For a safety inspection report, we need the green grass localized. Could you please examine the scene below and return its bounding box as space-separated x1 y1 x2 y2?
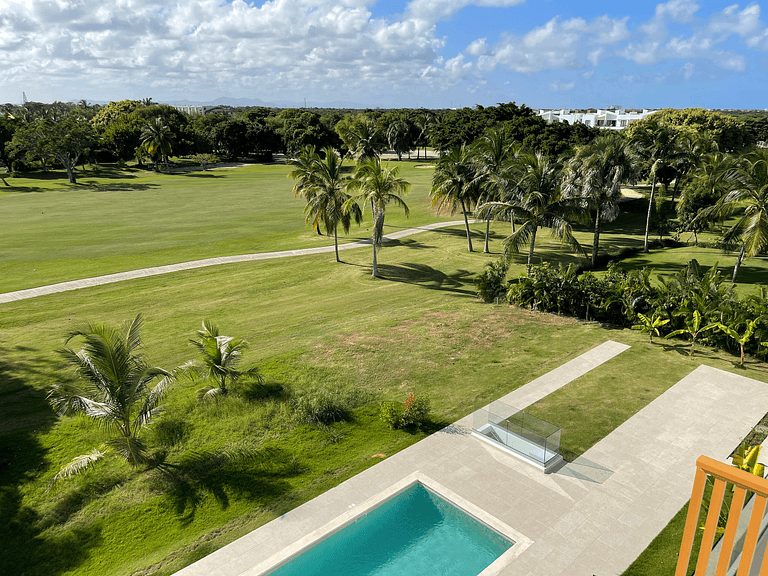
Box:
2 163 768 575
0 162 451 292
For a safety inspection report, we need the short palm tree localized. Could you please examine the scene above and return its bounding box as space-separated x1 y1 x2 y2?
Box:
477 151 586 273
47 314 174 488
180 320 262 401
346 157 410 277
288 146 363 262
141 117 173 169
563 133 637 267
431 145 482 252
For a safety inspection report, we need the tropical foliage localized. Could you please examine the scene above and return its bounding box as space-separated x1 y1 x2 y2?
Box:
179 320 262 401
46 314 174 487
345 157 410 277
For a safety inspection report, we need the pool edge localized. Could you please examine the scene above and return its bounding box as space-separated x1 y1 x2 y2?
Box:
246 471 532 576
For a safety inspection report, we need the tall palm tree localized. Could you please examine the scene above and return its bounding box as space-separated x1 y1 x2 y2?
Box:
631 119 683 252
288 146 324 236
46 314 174 488
288 146 363 262
431 145 482 252
346 158 410 277
180 320 262 401
472 128 521 253
341 118 384 160
681 151 738 243
141 117 173 169
563 133 637 267
386 117 412 161
704 148 768 281
477 151 586 273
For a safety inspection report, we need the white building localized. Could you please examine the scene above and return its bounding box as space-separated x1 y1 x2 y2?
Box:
538 108 658 129
172 105 231 116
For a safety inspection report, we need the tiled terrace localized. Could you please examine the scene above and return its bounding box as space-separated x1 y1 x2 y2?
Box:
176 342 768 576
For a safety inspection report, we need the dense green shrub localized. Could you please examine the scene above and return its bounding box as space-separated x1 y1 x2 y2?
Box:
380 392 431 430
475 258 510 303
505 259 768 360
291 385 358 425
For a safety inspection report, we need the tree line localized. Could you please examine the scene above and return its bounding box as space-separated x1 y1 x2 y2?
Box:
0 99 635 182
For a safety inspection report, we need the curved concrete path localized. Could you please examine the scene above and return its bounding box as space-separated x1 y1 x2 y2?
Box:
0 220 472 304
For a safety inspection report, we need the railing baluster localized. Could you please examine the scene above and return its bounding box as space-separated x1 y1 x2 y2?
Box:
696 477 728 575
715 485 747 576
676 466 709 576
736 494 767 576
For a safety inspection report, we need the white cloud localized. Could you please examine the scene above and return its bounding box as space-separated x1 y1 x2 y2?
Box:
549 80 575 91
405 0 525 22
0 0 472 102
619 0 768 69
466 15 628 73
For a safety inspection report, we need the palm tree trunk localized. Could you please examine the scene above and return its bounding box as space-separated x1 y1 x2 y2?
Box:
484 219 490 253
372 237 378 277
511 215 516 233
732 243 746 282
461 199 473 252
592 212 601 268
527 226 537 274
643 174 657 253
334 226 340 263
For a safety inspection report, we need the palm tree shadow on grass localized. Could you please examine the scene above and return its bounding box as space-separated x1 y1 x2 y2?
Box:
152 447 302 525
0 346 103 576
375 263 476 295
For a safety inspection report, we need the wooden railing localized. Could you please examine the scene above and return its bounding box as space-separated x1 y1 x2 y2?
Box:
676 455 768 576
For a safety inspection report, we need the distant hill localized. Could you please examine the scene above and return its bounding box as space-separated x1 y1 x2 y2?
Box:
159 96 367 109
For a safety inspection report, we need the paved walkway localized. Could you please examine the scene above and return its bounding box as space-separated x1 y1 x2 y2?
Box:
0 221 470 304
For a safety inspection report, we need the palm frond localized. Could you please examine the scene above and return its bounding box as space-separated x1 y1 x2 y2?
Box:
47 447 107 491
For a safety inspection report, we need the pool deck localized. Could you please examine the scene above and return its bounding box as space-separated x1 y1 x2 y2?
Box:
175 341 768 576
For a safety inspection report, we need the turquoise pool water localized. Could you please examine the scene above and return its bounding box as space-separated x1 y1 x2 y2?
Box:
267 483 513 576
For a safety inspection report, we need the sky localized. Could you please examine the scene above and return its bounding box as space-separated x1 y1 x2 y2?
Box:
2 0 768 110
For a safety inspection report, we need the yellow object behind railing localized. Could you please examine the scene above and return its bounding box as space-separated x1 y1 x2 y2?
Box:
676 455 768 576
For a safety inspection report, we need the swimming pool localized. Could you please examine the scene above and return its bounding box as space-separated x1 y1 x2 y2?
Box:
264 481 516 576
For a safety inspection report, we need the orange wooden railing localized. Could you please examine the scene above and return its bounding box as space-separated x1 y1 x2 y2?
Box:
676 455 768 576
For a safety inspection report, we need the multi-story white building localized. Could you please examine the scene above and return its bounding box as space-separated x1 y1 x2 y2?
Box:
538 108 658 129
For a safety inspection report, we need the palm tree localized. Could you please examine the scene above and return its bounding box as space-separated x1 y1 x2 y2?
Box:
141 117 173 169
431 145 482 252
472 128 521 253
631 119 683 253
477 151 586 273
288 146 324 236
288 146 363 262
681 151 738 243
703 148 768 281
46 314 174 488
563 133 637 267
386 117 412 161
340 118 384 160
180 320 262 401
346 158 410 277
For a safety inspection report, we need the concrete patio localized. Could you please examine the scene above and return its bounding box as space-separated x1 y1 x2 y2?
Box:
175 341 768 576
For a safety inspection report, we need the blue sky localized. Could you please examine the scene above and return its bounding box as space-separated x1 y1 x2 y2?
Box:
1 0 767 109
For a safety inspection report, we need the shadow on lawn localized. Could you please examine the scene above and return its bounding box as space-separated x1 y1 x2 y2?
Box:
0 346 103 576
79 181 161 192
375 263 476 295
153 446 301 525
179 172 222 179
